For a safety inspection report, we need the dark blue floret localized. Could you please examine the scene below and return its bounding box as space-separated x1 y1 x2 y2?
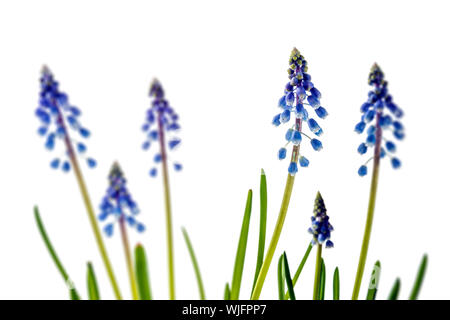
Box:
391 157 401 169
288 162 298 175
358 165 368 176
278 148 287 160
311 139 323 151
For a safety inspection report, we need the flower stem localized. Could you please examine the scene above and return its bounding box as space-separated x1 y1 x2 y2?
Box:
251 119 301 300
58 113 122 300
352 112 382 300
119 216 139 300
313 244 322 300
157 113 176 300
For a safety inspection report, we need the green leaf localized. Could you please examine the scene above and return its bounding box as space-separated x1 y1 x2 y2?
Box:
182 227 206 300
388 278 401 300
333 267 340 300
319 258 326 300
366 260 381 300
135 244 152 300
230 189 253 300
87 262 100 300
251 170 267 295
284 243 312 299
409 254 428 300
283 252 296 300
277 254 286 300
34 206 81 300
224 283 231 300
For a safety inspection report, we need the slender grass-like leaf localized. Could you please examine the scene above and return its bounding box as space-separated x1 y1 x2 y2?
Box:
135 244 152 300
284 243 312 299
388 278 401 300
87 262 100 300
366 261 381 300
251 174 296 300
333 267 340 300
224 283 231 300
251 169 267 296
230 189 253 300
34 206 81 300
319 258 326 300
283 252 296 300
409 254 428 300
277 254 286 300
182 227 206 300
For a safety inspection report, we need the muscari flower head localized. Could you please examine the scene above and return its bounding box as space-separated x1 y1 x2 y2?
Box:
355 64 404 176
273 48 327 175
308 192 334 248
98 162 145 237
142 79 182 177
36 66 96 172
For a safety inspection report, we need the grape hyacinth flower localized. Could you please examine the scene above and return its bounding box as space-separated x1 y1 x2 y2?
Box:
142 79 180 299
36 66 96 171
252 48 326 299
99 162 144 299
309 192 334 300
142 79 182 178
272 48 327 175
35 66 122 299
352 64 405 299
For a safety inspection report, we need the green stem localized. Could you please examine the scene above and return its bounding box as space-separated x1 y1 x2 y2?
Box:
157 113 175 300
284 243 312 299
352 112 382 300
57 109 121 299
313 244 322 300
119 216 139 300
34 206 81 300
250 118 302 300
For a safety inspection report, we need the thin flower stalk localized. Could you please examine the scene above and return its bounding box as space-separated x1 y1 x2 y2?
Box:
142 79 182 299
309 192 333 299
98 162 145 299
352 64 405 299
35 67 121 299
251 48 327 299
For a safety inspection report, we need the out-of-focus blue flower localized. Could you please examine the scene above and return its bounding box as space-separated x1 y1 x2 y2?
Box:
355 64 405 175
98 163 145 236
308 192 334 248
36 66 96 172
142 79 182 178
358 165 368 177
272 48 326 175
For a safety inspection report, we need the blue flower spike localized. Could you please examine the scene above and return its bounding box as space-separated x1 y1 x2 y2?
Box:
142 79 182 177
99 162 144 299
355 64 405 175
36 66 96 172
309 192 334 248
311 191 334 300
37 66 124 299
352 64 405 299
272 48 327 175
98 162 144 236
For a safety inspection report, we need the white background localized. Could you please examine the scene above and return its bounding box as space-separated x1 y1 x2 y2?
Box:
0 0 448 300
